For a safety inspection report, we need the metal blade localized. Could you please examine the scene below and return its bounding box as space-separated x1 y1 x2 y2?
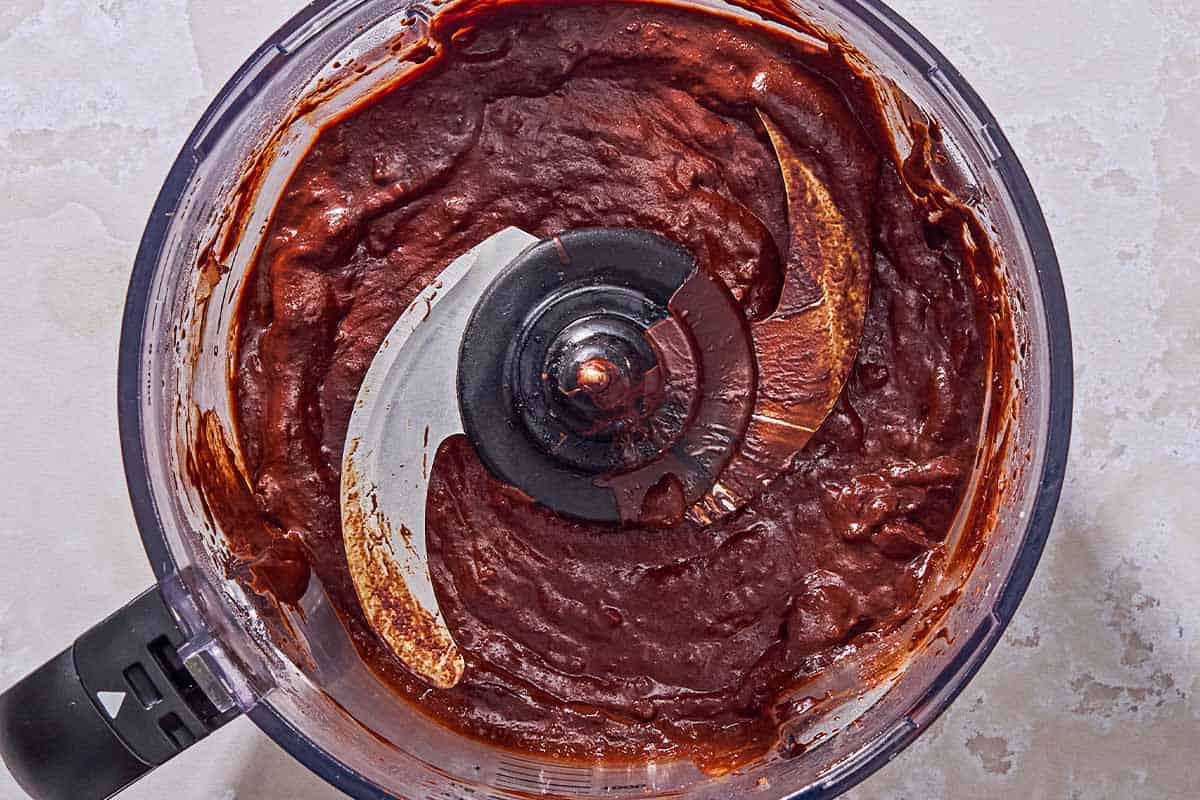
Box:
691 110 871 523
341 227 539 689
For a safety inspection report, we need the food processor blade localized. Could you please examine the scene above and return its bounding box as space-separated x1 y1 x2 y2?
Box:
339 111 872 691
689 110 871 523
340 226 539 689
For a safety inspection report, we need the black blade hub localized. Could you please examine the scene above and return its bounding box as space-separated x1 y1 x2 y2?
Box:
458 228 696 522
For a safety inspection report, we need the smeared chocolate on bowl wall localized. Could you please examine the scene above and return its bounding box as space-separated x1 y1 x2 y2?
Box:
197 0 1013 772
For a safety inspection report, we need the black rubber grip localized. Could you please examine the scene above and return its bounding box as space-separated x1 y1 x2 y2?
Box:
0 587 240 799
0 646 149 798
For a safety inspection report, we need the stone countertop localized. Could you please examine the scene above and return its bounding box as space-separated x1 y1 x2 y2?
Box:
0 1 1194 798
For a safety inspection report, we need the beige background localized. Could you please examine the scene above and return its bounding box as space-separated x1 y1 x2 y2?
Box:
0 1 1195 798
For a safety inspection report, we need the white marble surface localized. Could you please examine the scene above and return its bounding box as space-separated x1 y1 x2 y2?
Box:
0 1 1195 798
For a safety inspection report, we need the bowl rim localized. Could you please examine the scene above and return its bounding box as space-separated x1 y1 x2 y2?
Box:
118 1 1073 798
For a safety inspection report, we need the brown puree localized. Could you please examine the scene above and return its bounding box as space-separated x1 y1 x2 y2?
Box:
207 0 1012 771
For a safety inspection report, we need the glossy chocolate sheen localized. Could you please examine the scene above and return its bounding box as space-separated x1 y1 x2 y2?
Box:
220 0 999 769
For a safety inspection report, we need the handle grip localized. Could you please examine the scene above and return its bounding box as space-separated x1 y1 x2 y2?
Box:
0 586 240 799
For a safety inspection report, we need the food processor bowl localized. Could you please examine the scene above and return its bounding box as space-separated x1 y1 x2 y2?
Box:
0 1 1071 799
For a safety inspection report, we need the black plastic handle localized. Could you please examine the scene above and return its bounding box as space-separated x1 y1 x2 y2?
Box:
0 587 240 799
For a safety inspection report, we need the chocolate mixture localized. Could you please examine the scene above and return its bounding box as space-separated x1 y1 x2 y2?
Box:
220 0 997 769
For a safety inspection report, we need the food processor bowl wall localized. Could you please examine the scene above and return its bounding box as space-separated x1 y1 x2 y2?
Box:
0 0 1071 799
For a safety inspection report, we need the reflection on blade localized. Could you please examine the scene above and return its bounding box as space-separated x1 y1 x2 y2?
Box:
691 111 871 523
341 227 539 689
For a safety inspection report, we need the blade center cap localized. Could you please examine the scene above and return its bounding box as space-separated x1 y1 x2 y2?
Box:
519 305 673 474
548 317 661 430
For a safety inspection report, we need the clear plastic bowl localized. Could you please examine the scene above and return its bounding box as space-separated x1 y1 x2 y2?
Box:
118 1 1072 798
